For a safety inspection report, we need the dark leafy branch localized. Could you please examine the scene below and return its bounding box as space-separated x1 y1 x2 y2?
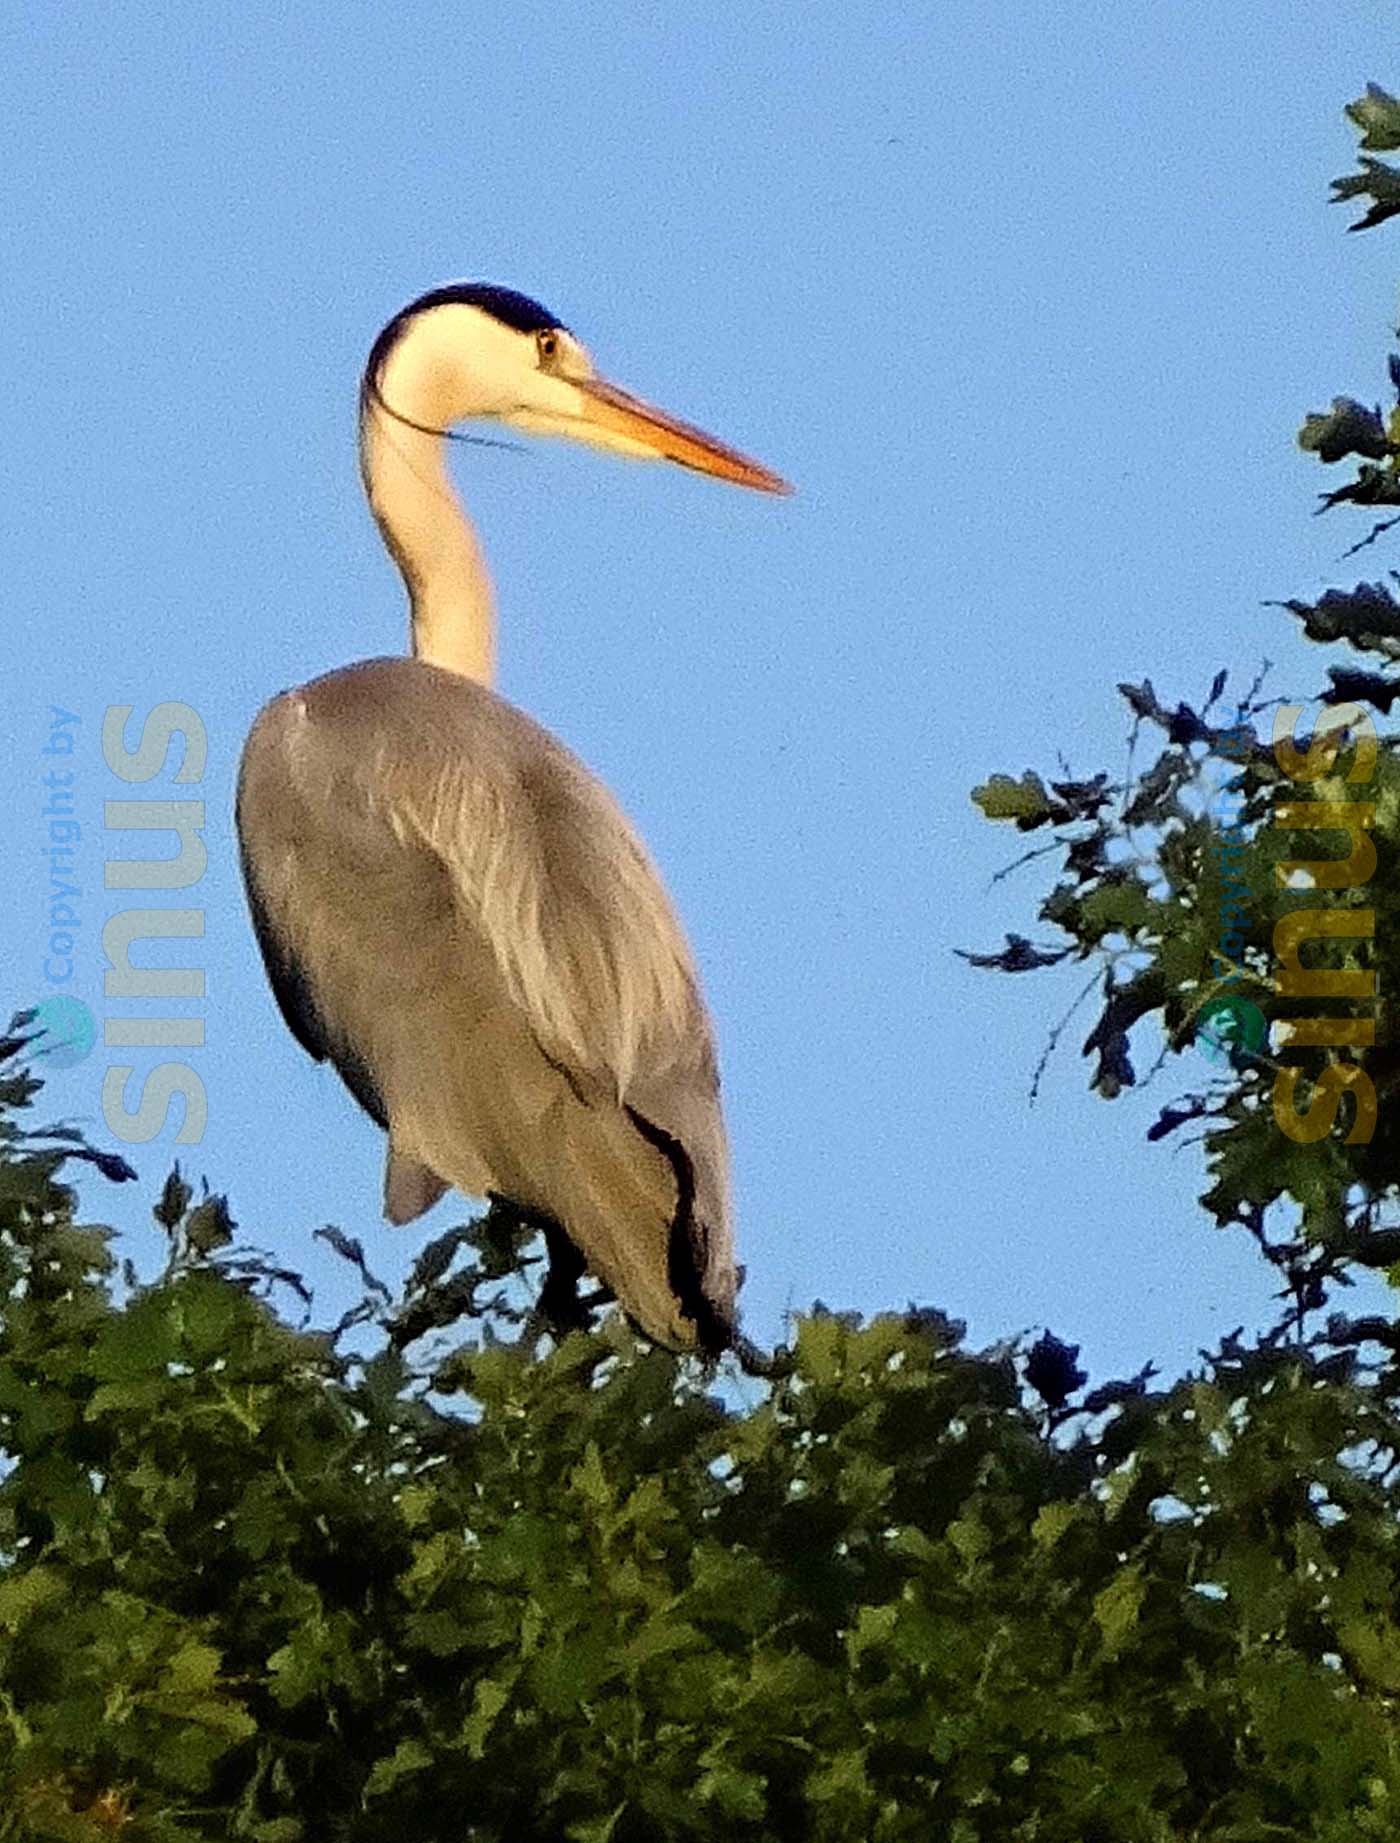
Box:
1331 83 1400 229
3 1020 1400 1838
966 86 1400 1340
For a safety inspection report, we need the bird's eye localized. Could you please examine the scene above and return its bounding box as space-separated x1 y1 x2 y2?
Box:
537 330 560 365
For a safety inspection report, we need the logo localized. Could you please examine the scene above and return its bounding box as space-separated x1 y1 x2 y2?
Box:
1196 995 1267 1066
28 995 97 1071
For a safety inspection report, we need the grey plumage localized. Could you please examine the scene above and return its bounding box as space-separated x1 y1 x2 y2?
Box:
238 657 735 1351
236 284 787 1358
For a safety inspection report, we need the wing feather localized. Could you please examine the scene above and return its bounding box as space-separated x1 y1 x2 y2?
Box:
315 660 712 1104
236 793 389 1130
237 656 734 1349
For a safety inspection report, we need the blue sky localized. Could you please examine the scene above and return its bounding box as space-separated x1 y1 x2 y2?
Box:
4 3 1396 1384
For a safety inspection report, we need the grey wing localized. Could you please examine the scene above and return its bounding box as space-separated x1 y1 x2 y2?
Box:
236 799 389 1132
404 685 738 1343
236 658 737 1350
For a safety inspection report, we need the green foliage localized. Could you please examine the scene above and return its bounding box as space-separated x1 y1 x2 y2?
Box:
0 1033 1398 1840
1334 85 1400 230
1297 398 1389 466
968 85 1400 1327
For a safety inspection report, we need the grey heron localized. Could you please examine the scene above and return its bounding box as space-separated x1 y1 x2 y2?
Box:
236 283 789 1354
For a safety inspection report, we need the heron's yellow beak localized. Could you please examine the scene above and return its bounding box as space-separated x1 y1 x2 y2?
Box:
573 376 792 495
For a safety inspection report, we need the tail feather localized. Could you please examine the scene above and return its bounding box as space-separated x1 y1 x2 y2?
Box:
384 1142 449 1224
625 1106 732 1355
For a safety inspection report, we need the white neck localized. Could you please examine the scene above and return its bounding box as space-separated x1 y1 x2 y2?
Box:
358 336 497 685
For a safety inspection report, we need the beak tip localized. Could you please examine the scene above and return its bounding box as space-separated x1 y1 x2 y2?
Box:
749 467 794 497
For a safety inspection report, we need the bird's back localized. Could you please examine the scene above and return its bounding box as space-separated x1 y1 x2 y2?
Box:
236 656 736 1351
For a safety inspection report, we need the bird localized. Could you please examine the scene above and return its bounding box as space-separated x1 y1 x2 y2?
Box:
236 282 789 1355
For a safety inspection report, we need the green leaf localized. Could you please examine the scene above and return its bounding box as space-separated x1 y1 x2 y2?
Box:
697 1763 767 1820
948 1514 992 1568
1077 880 1158 941
1340 1615 1400 1692
566 1805 626 1843
570 1442 614 1514
808 1747 871 1808
1031 1501 1080 1550
0 1566 64 1631
364 1737 434 1798
162 1639 223 1696
846 1601 899 1665
1347 84 1400 152
1093 1565 1147 1657
185 1195 236 1254
154 1166 193 1229
461 1673 515 1758
178 1273 242 1360
86 1377 170 1417
972 770 1054 826
796 1311 844 1385
164 1694 257 1741
403 1529 460 1598
89 1293 179 1380
1332 156 1400 232
1298 397 1390 464
623 1614 703 1669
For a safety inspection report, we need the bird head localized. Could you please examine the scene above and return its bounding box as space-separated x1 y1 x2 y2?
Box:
362 282 791 495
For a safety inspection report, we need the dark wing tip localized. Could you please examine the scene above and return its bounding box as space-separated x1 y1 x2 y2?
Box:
625 1106 735 1356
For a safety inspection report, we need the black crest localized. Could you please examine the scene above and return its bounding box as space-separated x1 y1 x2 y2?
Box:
364 282 566 391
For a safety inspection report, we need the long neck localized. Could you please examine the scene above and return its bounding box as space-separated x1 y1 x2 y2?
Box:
358 370 496 685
